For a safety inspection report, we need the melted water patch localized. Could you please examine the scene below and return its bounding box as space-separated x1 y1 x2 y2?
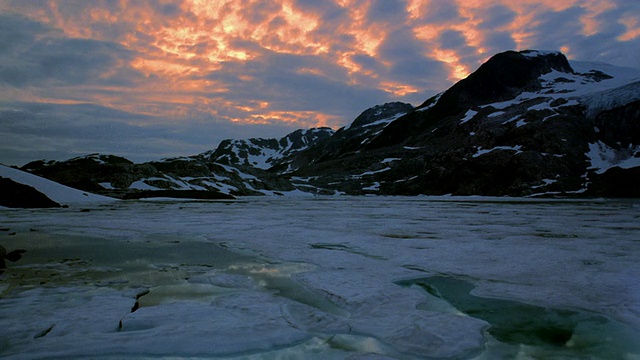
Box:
394 275 640 358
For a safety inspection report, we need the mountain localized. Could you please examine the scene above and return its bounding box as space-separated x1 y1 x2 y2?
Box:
19 129 335 198
16 50 640 198
289 50 640 197
21 153 268 198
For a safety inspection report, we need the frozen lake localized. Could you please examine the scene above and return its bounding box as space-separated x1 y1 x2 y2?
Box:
1 196 640 359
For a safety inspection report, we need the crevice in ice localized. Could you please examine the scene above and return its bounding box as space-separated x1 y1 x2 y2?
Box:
309 243 387 260
131 288 150 313
33 324 55 339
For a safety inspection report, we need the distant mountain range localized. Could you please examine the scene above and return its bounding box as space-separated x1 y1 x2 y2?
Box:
4 49 640 205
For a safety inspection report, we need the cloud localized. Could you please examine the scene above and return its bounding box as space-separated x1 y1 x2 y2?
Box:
424 1 462 24
0 102 299 165
0 0 639 165
477 5 517 30
203 49 394 125
438 29 467 49
0 13 143 90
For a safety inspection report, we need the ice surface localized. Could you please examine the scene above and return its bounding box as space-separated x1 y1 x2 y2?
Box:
1 197 640 359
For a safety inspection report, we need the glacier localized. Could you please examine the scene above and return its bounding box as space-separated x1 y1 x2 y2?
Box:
1 196 640 359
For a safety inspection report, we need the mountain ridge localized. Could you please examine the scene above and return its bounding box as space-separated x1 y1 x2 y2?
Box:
11 49 640 200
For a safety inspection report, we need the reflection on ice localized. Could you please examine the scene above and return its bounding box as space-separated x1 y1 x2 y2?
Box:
1 197 640 359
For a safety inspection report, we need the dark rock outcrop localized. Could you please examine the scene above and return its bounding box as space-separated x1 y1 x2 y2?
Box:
0 177 61 208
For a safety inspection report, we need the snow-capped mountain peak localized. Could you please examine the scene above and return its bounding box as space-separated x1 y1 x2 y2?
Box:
203 127 335 170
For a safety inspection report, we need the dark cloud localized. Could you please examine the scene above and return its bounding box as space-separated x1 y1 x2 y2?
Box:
482 31 518 55
206 50 392 117
0 102 300 165
527 6 587 50
421 1 461 24
157 3 181 16
523 4 639 67
367 0 408 24
0 13 142 88
438 30 467 49
0 13 52 52
477 5 517 30
378 28 448 87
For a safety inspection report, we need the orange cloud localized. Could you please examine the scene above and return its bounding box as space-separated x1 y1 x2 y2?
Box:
618 15 640 41
1 0 636 135
380 82 420 97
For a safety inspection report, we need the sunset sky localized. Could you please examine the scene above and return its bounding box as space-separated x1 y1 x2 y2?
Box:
1 0 639 165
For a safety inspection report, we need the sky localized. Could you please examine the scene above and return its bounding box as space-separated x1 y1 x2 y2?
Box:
1 0 639 166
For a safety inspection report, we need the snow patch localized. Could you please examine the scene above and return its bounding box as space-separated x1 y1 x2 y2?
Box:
473 145 523 158
586 141 640 174
362 182 381 191
129 180 161 190
99 182 115 190
532 179 558 189
527 101 552 111
352 167 391 178
460 109 478 124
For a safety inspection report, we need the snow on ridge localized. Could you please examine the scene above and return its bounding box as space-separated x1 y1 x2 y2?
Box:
521 50 563 58
362 111 407 128
418 92 443 112
0 164 115 204
344 109 409 131
479 61 640 114
580 81 640 119
571 60 640 84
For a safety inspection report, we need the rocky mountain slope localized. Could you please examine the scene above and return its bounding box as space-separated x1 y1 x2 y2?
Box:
199 128 334 172
19 129 336 198
291 50 640 197
15 50 640 198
